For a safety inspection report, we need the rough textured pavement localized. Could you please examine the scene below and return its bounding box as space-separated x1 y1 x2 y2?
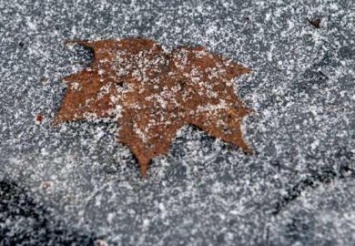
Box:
1 0 355 245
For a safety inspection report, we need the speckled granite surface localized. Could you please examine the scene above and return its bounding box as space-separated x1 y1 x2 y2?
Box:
1 0 355 245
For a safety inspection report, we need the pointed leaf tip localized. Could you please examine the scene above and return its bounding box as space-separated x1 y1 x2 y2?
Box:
140 162 149 178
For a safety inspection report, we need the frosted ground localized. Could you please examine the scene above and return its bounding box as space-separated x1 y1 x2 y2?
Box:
1 0 355 245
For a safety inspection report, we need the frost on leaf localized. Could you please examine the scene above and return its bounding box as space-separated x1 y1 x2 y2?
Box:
53 38 252 176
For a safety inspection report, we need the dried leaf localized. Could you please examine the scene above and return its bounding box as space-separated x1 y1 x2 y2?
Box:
308 18 321 28
53 38 252 176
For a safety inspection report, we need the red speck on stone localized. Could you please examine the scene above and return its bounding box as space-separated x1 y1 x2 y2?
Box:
35 114 43 123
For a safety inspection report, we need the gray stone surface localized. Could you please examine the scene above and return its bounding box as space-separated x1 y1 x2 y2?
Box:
1 0 355 245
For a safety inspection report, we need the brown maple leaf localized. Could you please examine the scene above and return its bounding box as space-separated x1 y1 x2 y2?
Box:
53 38 252 176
